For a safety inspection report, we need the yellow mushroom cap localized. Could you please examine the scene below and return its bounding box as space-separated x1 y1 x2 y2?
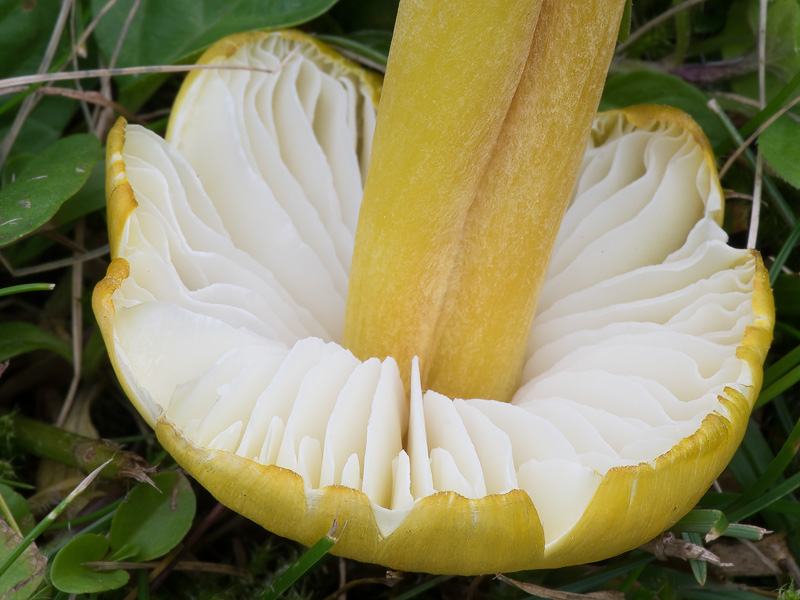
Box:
93 31 774 574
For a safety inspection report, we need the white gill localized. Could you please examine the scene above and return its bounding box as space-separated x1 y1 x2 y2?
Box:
109 36 757 545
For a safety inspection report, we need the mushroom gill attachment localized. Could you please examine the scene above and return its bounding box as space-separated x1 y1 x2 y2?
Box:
93 31 773 574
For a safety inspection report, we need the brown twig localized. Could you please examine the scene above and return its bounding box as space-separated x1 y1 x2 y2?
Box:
56 219 85 428
0 63 278 92
1 245 109 278
86 559 252 579
496 574 623 600
0 85 144 125
321 576 398 600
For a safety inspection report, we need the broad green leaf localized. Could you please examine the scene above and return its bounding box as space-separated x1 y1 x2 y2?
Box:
1 96 79 158
0 519 46 600
52 159 107 226
50 533 129 594
0 484 34 536
0 0 79 153
760 114 800 190
1 154 32 189
109 471 195 562
599 71 728 148
106 542 139 563
91 0 338 109
0 0 64 79
0 134 102 246
0 321 71 362
721 0 800 102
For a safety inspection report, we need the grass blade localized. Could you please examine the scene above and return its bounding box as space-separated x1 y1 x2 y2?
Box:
682 532 707 586
0 283 55 297
260 520 340 600
0 458 111 579
708 99 795 228
769 219 800 286
728 470 800 522
730 414 800 510
739 69 800 139
763 345 800 388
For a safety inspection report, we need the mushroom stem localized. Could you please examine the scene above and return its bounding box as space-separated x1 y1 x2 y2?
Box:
427 0 627 402
344 0 625 401
344 0 542 388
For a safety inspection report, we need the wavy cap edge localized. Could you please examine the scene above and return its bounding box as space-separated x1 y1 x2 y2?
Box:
155 416 545 575
94 91 774 573
105 117 137 258
539 256 774 567
166 30 382 142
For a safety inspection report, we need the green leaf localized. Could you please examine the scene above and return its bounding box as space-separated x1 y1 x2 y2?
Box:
0 134 102 247
109 471 196 562
0 519 46 600
674 509 730 540
1 96 80 163
0 0 64 79
760 114 800 190
107 542 140 563
599 71 728 148
0 484 34 536
0 321 71 362
1 154 32 189
91 0 338 108
671 509 765 540
50 534 129 594
52 159 107 226
722 0 800 102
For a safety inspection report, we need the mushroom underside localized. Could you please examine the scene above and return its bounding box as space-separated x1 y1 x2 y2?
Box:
95 33 772 572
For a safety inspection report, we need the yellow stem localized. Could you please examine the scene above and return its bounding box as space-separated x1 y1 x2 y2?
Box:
344 0 542 387
427 0 627 402
344 0 625 401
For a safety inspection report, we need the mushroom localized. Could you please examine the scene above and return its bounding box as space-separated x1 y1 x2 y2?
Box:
93 2 774 576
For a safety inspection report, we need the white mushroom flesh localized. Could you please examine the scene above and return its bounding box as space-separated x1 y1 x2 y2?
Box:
109 36 757 545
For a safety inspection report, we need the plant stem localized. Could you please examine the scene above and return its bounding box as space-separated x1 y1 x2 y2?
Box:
8 413 153 483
